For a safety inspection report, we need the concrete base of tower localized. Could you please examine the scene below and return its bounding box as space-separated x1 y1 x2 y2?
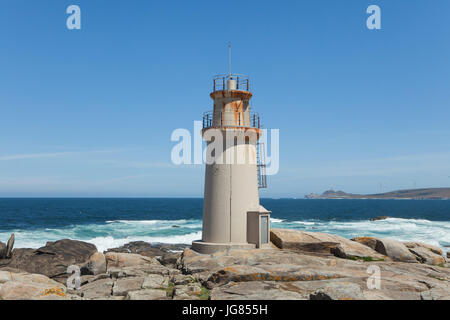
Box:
191 241 256 254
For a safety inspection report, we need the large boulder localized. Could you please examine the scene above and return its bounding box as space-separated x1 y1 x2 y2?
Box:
0 239 97 283
350 237 378 251
0 270 68 300
403 242 447 265
81 252 107 275
270 229 386 260
352 237 421 263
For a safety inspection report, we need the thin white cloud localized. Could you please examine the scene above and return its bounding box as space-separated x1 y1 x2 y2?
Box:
0 152 77 161
0 150 118 161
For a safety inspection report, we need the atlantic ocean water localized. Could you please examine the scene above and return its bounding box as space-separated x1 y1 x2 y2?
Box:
0 198 449 253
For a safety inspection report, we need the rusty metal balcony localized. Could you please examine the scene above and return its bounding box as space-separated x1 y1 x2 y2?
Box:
213 74 250 92
202 110 261 129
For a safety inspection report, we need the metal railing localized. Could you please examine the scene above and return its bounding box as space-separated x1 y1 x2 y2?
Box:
202 110 261 129
257 142 267 189
213 74 250 92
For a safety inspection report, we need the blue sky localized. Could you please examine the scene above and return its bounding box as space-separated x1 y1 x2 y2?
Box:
0 0 449 197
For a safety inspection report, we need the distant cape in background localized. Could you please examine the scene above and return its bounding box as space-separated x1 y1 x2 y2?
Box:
305 188 450 200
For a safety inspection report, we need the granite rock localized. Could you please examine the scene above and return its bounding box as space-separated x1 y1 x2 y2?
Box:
271 229 386 260
0 239 97 284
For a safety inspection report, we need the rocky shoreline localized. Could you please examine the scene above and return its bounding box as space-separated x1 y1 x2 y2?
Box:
0 229 449 300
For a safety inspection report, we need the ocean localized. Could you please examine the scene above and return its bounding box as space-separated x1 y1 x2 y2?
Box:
0 198 449 253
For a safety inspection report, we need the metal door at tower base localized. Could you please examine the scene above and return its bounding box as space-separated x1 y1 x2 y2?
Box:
260 215 268 244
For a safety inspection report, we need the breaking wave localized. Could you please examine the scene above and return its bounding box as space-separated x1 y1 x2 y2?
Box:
0 219 203 252
1 217 448 254
271 217 450 250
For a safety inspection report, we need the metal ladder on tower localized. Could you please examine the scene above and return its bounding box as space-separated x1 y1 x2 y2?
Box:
257 142 267 189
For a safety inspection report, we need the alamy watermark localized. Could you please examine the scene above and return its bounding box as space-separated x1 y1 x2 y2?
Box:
170 121 279 175
66 265 81 290
367 5 381 30
366 265 381 290
64 5 380 31
66 5 81 30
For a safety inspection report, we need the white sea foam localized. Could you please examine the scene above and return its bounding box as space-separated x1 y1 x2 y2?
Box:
106 219 191 225
292 221 316 225
274 217 450 251
87 232 202 252
0 219 203 251
1 217 449 254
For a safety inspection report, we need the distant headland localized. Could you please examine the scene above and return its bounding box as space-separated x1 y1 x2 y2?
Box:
305 188 450 200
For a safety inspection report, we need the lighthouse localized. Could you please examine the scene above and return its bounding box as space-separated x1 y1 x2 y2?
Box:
192 74 271 254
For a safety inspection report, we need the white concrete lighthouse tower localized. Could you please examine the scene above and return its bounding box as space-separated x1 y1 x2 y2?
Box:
192 74 271 254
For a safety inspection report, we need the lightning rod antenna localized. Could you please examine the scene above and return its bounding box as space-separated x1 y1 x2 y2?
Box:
228 42 232 76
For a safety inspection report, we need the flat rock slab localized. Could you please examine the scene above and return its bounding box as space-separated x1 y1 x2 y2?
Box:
208 264 350 286
112 277 144 296
106 252 156 269
210 281 307 300
309 282 365 300
0 281 67 300
106 241 189 259
108 264 181 279
77 278 114 299
126 288 168 300
142 274 169 289
270 229 386 260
